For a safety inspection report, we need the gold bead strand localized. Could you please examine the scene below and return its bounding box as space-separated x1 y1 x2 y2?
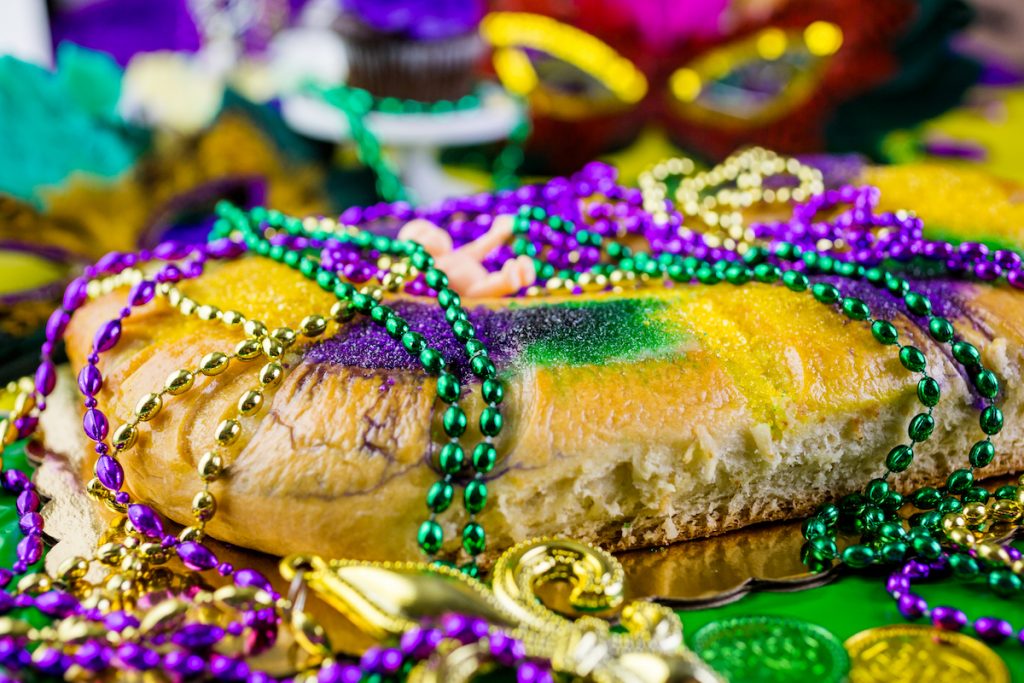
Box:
183 357 293 542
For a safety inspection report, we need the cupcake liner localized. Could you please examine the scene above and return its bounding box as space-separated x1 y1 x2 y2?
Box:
340 28 485 102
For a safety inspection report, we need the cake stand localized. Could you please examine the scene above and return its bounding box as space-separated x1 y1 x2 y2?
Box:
281 85 525 204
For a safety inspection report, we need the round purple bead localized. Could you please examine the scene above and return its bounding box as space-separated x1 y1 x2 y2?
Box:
234 568 273 592
128 280 156 306
93 319 122 353
45 309 70 343
177 541 217 571
897 593 928 620
359 647 383 672
62 277 89 311
16 534 42 565
932 606 968 631
974 617 1013 644
82 408 109 441
127 504 164 538
34 590 76 617
379 648 404 674
15 490 39 515
95 455 124 491
34 361 56 397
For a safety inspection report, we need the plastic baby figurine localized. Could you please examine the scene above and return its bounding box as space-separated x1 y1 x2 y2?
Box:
398 215 536 297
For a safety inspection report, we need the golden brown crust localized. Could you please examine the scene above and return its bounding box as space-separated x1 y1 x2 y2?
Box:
62 258 1024 562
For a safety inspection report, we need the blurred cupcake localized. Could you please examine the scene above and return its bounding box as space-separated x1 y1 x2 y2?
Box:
336 0 486 102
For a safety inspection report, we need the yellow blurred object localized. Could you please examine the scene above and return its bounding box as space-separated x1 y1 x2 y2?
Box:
915 88 1024 184
866 162 1024 250
0 251 67 297
667 22 843 128
482 12 648 119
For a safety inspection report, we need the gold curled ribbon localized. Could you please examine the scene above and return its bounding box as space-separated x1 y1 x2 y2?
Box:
281 538 724 683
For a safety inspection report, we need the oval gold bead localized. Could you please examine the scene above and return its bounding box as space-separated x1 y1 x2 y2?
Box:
96 542 126 566
215 419 241 446
179 526 204 543
258 362 283 387
192 491 217 522
997 547 1015 564
1013 559 1024 575
941 513 966 531
86 477 113 502
234 338 262 361
243 320 267 339
381 272 404 291
134 393 163 422
237 390 263 416
17 573 51 595
106 495 128 514
111 423 138 451
261 338 284 359
120 555 143 574
166 288 182 307
138 598 188 635
977 542 1001 561
524 286 543 298
165 369 194 395
0 618 31 637
1016 486 1024 506
947 528 975 546
990 499 1022 522
0 417 14 445
106 574 132 598
271 327 297 348
13 393 35 417
213 585 270 610
221 310 245 326
962 502 987 524
300 315 327 337
330 300 354 323
361 285 384 302
198 452 224 481
200 352 229 376
57 556 89 581
376 255 393 271
196 304 220 321
178 297 198 316
139 542 168 564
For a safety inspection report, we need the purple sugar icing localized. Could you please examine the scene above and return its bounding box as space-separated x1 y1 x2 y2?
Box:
823 276 975 325
306 301 481 377
303 297 672 379
823 275 996 407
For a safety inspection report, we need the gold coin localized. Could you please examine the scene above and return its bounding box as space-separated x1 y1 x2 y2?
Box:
845 625 1008 683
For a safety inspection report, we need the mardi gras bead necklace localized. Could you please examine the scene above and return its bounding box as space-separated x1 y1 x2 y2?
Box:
249 188 1012 597
751 184 1024 288
638 147 824 249
318 84 530 203
0 226 528 680
502 196 1018 608
1 160 1023 681
210 204 509 570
